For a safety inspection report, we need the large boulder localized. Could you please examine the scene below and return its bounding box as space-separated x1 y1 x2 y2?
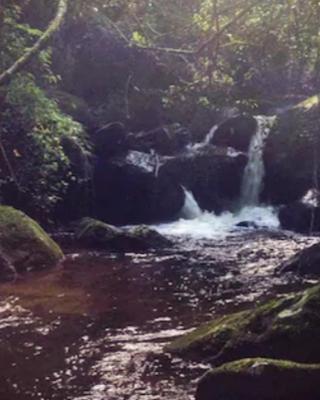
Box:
196 358 320 400
94 122 128 158
276 242 320 276
211 115 257 152
76 217 171 251
93 151 184 225
159 146 247 213
167 284 320 364
0 206 63 279
279 189 320 233
262 96 320 205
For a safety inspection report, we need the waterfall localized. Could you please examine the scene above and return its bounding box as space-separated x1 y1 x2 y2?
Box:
203 125 218 145
179 188 202 219
240 115 276 206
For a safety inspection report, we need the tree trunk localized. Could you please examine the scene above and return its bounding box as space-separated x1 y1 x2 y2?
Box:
0 0 68 86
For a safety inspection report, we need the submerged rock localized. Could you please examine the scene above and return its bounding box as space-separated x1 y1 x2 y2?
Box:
167 284 320 364
76 217 171 251
277 242 320 276
196 358 320 400
0 206 63 278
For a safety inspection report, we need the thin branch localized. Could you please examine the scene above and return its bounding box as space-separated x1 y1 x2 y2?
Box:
0 0 68 86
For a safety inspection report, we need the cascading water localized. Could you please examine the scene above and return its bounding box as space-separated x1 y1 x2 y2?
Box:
179 188 202 220
240 115 276 206
154 115 279 238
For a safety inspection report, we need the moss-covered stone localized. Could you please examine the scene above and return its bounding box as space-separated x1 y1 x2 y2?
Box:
196 358 320 400
0 206 63 276
76 217 171 251
167 284 320 364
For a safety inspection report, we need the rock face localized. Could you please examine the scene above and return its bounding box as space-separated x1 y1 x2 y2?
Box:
212 115 257 152
277 242 320 276
95 122 128 158
196 358 320 400
262 96 320 205
279 190 320 233
159 146 247 213
167 284 320 364
0 206 63 279
93 152 184 225
76 217 171 251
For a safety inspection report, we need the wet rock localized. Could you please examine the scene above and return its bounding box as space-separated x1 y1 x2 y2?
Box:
159 146 247 213
0 249 17 282
93 152 184 225
212 115 257 152
126 124 191 155
167 284 320 364
0 206 63 276
196 358 320 400
279 190 320 233
276 242 320 276
262 96 320 205
236 221 259 229
76 217 171 251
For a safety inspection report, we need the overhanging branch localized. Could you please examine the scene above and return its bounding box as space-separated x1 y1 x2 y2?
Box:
0 0 68 86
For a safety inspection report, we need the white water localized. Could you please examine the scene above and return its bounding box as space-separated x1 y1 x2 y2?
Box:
240 115 276 206
155 206 279 239
153 115 280 239
179 188 202 220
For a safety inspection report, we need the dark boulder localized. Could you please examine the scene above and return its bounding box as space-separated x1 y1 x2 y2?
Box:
262 96 320 205
93 151 184 225
211 115 257 152
196 358 320 400
159 146 247 213
76 218 171 251
276 242 320 276
95 122 128 158
279 189 320 233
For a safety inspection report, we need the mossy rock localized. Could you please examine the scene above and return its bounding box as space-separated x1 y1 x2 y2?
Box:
167 284 320 364
76 218 171 251
0 206 63 277
196 358 320 400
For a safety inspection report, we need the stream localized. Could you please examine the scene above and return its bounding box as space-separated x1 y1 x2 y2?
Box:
0 227 318 400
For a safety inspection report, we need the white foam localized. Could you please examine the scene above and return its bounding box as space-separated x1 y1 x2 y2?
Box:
154 206 279 239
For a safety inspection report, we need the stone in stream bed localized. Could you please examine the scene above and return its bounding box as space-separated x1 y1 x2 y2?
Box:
75 217 171 251
0 206 63 280
196 358 320 400
166 284 320 365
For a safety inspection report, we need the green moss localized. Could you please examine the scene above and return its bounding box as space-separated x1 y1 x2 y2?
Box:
197 358 320 400
168 285 320 363
295 95 320 111
0 206 63 272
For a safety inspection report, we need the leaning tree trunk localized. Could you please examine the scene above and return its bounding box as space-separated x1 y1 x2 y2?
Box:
0 0 68 86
